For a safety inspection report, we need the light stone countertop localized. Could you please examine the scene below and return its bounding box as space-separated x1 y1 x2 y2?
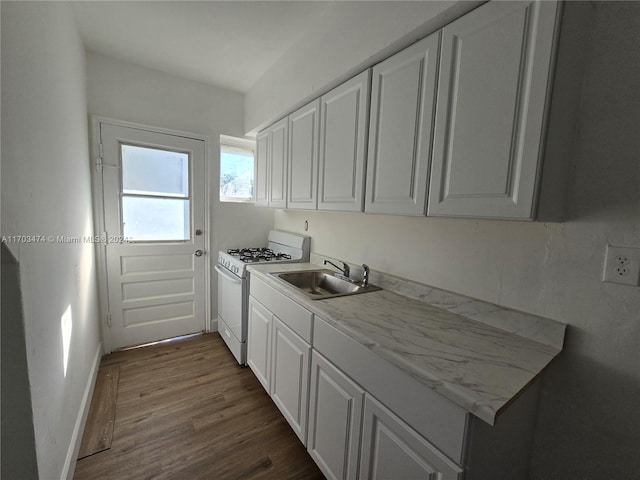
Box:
248 262 565 425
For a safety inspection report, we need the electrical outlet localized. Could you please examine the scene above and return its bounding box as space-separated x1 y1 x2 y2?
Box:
603 245 640 286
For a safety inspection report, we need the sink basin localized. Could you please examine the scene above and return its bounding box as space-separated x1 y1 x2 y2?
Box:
271 269 381 300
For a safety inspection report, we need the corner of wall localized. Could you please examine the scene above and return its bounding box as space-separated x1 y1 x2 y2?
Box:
1 244 39 479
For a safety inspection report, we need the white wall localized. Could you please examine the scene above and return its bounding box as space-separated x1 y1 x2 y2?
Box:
244 0 481 134
261 2 639 478
86 53 274 325
1 2 102 478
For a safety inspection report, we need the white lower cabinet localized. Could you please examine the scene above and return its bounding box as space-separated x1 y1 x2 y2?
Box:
359 395 464 480
247 297 272 391
248 279 313 445
307 351 364 480
270 316 311 444
248 277 540 480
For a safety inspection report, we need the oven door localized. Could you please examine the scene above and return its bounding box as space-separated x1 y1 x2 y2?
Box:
215 265 247 364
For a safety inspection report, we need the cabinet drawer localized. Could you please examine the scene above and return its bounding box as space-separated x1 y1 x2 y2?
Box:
313 315 467 464
250 275 313 343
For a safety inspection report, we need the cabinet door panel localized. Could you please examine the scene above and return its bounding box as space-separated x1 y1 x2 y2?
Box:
271 316 311 444
255 130 269 206
247 297 272 392
308 351 364 480
360 395 463 480
288 100 320 210
429 0 559 219
366 33 440 215
269 118 288 208
318 70 370 212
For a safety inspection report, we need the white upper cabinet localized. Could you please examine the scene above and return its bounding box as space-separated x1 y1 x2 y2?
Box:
254 130 270 207
269 117 288 208
288 99 320 210
318 70 371 212
365 32 440 215
428 0 560 219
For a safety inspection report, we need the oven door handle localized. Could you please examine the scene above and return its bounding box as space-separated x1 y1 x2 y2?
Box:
215 265 242 284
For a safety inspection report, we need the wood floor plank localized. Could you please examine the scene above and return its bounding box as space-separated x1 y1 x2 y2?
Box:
74 333 325 479
77 365 120 459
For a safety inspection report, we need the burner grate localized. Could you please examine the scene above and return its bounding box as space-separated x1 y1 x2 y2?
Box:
227 247 292 263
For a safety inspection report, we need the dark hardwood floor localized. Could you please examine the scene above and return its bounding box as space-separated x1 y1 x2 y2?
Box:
74 333 325 480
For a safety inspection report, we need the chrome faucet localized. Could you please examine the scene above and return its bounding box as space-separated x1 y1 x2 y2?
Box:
362 264 370 287
324 259 350 280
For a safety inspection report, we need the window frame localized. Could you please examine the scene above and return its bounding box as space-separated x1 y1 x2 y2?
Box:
219 134 256 203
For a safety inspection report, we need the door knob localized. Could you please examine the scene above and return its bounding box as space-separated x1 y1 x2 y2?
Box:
195 249 204 257
195 229 203 236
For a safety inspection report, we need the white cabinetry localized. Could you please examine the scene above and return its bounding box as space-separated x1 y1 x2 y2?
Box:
255 1 572 220
254 130 269 207
428 0 560 219
271 316 311 444
288 99 320 210
318 70 371 212
307 351 364 480
359 395 463 480
268 117 288 208
365 33 440 215
254 117 288 208
248 276 313 445
247 297 272 391
249 273 544 480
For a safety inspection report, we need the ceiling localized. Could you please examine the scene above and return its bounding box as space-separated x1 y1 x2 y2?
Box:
71 1 334 93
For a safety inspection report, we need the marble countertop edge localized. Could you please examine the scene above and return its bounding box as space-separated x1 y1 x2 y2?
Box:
247 262 565 425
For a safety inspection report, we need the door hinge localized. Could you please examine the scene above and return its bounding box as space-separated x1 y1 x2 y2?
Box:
95 144 118 172
95 143 104 172
106 312 112 327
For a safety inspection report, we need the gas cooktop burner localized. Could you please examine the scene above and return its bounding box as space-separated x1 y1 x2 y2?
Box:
227 247 292 263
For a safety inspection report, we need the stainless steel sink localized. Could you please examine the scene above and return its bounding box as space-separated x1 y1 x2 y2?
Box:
270 269 381 300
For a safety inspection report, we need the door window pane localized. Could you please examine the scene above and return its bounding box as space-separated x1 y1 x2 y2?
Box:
122 145 189 197
122 197 189 241
120 144 191 241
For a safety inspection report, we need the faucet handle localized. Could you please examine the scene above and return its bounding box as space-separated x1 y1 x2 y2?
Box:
362 264 370 286
341 261 350 278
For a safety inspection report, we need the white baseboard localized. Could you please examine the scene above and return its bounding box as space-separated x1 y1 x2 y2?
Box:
211 318 219 332
61 342 102 480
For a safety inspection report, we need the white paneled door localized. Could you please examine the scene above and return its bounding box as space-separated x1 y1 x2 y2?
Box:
99 122 206 350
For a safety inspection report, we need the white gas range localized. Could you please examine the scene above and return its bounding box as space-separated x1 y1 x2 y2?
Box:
216 230 310 365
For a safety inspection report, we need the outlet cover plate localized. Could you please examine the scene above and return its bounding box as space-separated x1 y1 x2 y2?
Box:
602 245 640 286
